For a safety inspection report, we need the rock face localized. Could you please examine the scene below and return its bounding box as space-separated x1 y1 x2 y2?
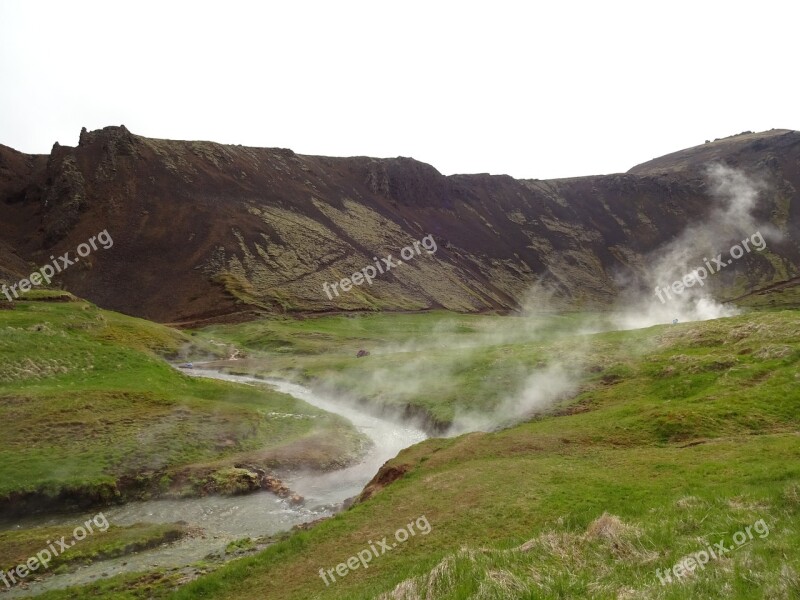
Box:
1 126 798 322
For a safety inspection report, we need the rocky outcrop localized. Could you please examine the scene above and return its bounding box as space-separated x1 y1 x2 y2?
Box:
356 464 409 503
234 463 304 504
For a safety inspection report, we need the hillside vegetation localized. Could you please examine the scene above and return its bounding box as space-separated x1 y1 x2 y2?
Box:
0 296 366 516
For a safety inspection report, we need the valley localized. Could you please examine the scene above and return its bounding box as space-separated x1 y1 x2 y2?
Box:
1 297 797 598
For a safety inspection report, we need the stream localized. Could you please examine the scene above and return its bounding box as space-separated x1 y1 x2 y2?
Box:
0 369 428 597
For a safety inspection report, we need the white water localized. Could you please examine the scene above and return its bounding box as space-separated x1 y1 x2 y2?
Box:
186 370 428 503
1 371 427 597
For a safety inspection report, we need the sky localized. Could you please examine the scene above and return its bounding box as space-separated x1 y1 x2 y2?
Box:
0 0 797 180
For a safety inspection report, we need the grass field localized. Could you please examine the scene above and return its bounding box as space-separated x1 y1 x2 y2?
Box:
6 306 799 598
35 307 798 599
194 310 800 433
0 298 366 514
195 311 599 427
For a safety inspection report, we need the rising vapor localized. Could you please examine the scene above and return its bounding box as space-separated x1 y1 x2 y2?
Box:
612 164 776 330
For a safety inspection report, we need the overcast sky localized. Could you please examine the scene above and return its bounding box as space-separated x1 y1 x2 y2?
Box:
0 1 797 179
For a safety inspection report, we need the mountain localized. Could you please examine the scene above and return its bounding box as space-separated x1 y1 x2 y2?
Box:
1 127 798 323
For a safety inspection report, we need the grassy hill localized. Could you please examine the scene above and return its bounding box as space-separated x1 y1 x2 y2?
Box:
0 295 366 516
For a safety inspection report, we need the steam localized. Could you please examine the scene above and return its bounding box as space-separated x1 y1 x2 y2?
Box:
447 362 579 435
301 290 594 436
330 166 776 436
612 164 774 330
187 166 777 445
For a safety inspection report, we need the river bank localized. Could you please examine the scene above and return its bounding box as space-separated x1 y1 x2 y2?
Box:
0 370 427 597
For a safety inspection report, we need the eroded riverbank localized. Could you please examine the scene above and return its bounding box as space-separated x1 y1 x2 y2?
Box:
0 370 427 597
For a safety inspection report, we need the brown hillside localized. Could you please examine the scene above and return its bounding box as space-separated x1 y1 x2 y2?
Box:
1 126 798 322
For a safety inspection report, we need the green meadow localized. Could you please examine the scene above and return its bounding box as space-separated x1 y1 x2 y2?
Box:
160 309 799 599
5 303 799 598
0 297 366 513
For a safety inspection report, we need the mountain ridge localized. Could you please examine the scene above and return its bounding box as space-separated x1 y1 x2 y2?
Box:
1 127 798 322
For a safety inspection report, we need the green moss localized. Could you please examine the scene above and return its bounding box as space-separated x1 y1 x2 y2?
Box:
207 468 261 495
225 537 256 554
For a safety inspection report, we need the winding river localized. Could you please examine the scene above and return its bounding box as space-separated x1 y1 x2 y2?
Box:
1 370 428 597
